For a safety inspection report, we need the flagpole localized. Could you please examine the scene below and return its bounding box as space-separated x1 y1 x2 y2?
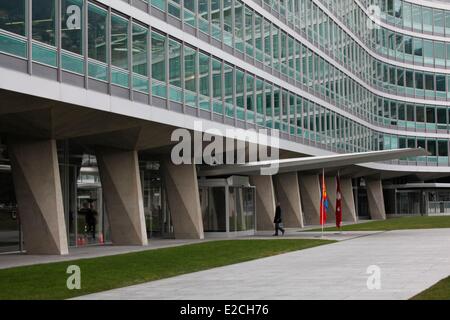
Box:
338 170 342 235
321 168 324 238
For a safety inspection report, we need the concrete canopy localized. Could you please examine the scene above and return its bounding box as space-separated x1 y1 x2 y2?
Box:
198 148 429 177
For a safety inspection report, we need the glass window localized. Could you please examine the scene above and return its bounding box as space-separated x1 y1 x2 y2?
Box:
264 19 271 67
61 0 83 55
425 74 434 91
265 83 273 128
111 15 128 70
436 75 446 92
211 0 221 40
423 40 433 65
184 46 196 93
256 78 264 125
245 6 253 57
198 0 208 34
88 4 107 80
132 23 148 92
254 14 262 62
152 0 166 12
246 74 254 122
426 107 435 123
184 45 196 107
438 141 448 157
169 38 182 102
412 5 422 31
168 0 181 19
151 31 166 97
273 26 279 70
415 72 423 89
33 0 56 45
446 12 450 36
437 108 447 124
413 38 423 64
422 7 433 33
435 42 445 67
223 0 232 47
0 0 27 57
132 24 147 76
224 63 234 117
416 106 425 122
0 0 26 36
183 0 195 27
61 0 84 74
199 52 210 110
212 57 222 113
88 4 107 63
32 0 57 66
434 10 445 34
402 2 411 29
235 68 244 118
234 0 244 52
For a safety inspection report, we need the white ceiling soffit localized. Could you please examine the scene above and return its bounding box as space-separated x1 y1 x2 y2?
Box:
198 148 429 176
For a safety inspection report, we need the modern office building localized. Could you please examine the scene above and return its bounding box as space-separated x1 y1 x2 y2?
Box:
1 0 450 255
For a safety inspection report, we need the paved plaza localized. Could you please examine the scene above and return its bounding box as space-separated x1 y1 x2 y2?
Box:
75 229 450 300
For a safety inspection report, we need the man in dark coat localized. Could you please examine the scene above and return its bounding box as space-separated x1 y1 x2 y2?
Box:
273 202 285 236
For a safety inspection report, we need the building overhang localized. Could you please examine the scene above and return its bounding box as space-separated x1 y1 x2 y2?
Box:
198 148 429 177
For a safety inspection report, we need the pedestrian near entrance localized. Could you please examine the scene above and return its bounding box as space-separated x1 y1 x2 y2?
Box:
273 202 285 236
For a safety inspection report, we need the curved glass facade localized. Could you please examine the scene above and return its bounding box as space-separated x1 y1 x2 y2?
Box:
0 0 449 167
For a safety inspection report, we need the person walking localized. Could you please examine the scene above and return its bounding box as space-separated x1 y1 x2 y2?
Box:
273 202 285 236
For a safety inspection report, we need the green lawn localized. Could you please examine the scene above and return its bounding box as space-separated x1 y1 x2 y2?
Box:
411 276 450 300
306 216 450 232
0 239 333 300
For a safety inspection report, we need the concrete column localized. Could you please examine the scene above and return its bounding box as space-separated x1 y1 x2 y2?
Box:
298 174 321 225
341 177 358 222
250 175 276 231
162 160 204 239
325 176 337 223
96 147 148 245
8 137 68 255
366 178 386 220
273 172 304 228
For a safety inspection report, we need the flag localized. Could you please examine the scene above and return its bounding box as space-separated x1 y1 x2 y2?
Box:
335 175 342 228
319 171 327 225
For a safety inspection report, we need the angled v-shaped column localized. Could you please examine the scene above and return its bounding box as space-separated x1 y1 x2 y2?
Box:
96 147 148 245
298 174 321 225
250 175 276 231
8 137 68 255
162 159 204 239
273 173 304 228
341 177 357 222
366 178 386 220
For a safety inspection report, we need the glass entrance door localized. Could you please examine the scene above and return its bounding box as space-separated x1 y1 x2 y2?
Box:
228 186 255 232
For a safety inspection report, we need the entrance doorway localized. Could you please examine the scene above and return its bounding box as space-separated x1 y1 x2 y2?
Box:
199 176 256 237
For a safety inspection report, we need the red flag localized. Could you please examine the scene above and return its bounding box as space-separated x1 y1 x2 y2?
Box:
319 172 327 226
335 175 342 228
